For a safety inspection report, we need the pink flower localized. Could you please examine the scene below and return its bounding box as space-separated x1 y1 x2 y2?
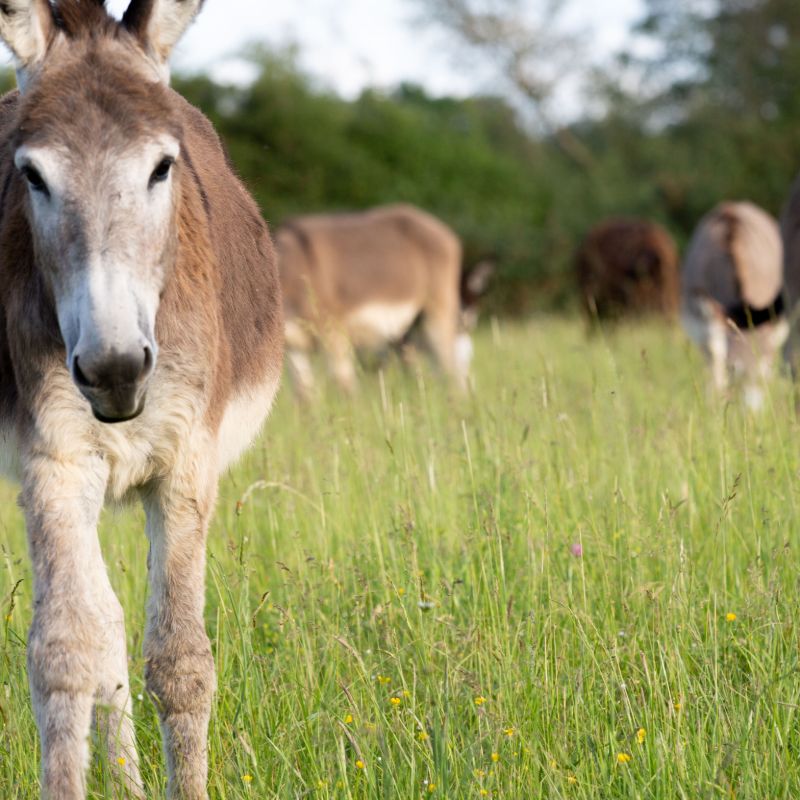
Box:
570 542 583 557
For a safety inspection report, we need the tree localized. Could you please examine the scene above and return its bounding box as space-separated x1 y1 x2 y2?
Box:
415 0 595 167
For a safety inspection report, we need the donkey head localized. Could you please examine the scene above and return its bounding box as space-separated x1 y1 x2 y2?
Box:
0 0 203 422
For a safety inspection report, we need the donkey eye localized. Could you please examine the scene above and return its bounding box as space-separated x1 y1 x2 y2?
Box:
21 165 48 196
149 157 174 188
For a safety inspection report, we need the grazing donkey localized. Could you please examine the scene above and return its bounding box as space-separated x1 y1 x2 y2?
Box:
681 201 786 410
575 217 680 322
277 204 466 396
0 1 283 798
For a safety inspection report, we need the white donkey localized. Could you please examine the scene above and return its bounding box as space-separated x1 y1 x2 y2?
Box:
0 1 283 798
681 201 787 410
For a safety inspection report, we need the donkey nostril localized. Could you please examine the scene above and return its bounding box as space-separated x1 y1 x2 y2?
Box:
73 356 96 389
142 346 154 377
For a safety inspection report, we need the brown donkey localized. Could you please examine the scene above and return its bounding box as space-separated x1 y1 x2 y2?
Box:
277 204 465 395
0 1 283 797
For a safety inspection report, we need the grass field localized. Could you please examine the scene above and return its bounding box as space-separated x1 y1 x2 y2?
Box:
2 317 800 798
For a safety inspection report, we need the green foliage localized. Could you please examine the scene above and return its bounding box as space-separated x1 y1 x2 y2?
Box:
174 50 571 313
169 0 800 314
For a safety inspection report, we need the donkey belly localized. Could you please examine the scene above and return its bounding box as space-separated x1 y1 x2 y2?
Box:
217 375 281 472
346 301 420 350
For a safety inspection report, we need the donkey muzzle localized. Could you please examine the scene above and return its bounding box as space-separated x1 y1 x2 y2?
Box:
72 346 155 423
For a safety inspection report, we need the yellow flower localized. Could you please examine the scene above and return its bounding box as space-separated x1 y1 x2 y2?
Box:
474 769 486 778
474 696 486 706
344 714 353 724
491 752 499 763
504 727 515 737
316 779 327 788
242 774 253 783
117 757 126 767
355 760 365 770
617 753 632 764
402 689 411 698
549 759 558 770
427 783 436 793
674 702 682 711
636 728 646 745
377 675 391 685
726 612 737 622
418 731 429 741
398 587 406 596
567 774 577 785
480 791 489 798
390 697 402 707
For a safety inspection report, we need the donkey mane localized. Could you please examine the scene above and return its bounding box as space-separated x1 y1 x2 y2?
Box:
51 0 116 38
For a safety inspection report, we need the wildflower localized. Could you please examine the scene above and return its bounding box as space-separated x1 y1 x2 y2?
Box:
504 727 515 737
616 753 632 764
355 760 365 770
242 774 253 783
474 769 486 778
344 714 353 724
567 774 577 785
317 779 327 789
726 612 737 622
480 791 489 797
390 697 402 707
377 675 391 685
474 696 486 706
549 760 557 770
398 587 406 596
491 752 499 763
418 731 429 741
570 542 583 558
117 757 126 767
402 689 411 698
428 784 437 793
636 728 646 745
674 702 682 711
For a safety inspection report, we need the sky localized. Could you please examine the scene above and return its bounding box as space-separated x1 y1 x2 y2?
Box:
111 0 644 101
3 1 645 105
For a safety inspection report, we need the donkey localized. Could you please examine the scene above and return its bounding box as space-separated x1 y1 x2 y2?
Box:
277 204 466 396
575 217 680 323
0 2 283 798
681 201 786 410
780 172 800 374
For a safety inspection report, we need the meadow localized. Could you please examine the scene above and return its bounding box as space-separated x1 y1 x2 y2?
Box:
1 318 800 798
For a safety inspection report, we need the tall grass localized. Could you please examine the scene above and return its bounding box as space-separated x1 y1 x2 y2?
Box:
2 318 800 798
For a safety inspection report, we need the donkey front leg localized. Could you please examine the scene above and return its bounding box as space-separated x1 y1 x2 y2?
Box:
142 471 217 800
23 450 140 799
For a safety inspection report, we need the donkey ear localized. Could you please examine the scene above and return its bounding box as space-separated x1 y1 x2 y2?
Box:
0 0 55 74
123 0 203 77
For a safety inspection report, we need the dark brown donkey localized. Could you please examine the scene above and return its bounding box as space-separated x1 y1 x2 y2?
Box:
0 2 283 797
